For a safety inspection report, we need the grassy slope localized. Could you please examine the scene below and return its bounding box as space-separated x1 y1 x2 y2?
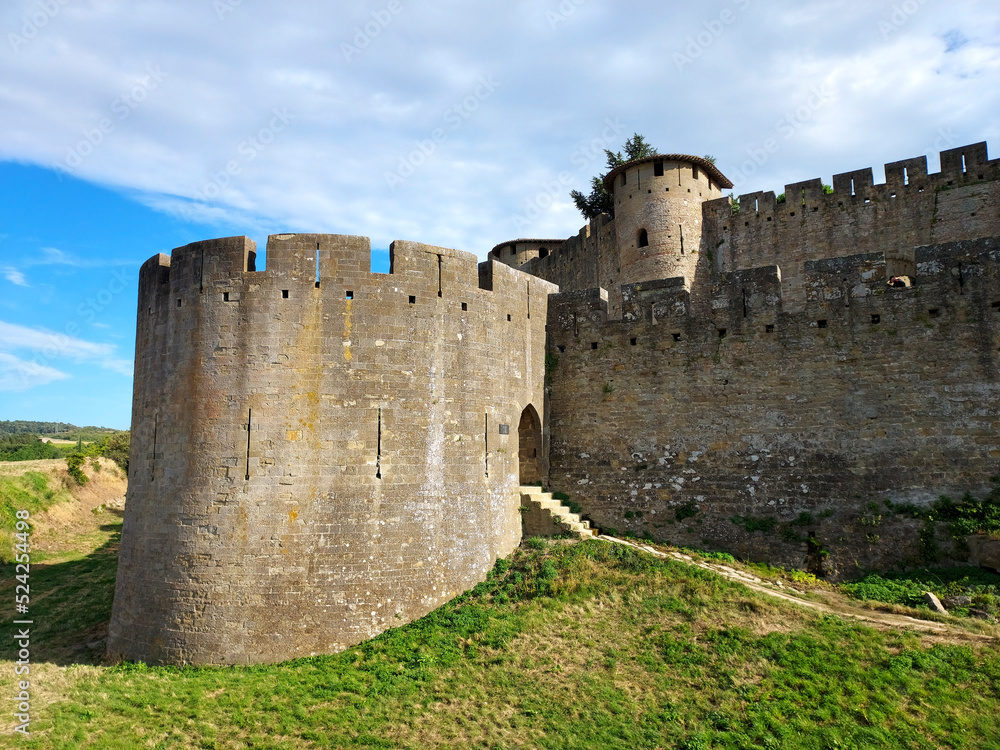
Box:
0 468 997 749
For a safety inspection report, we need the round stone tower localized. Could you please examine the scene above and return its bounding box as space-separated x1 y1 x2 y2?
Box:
604 154 732 286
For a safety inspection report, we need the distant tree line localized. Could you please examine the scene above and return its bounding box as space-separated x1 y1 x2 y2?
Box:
0 420 76 436
0 420 119 442
0 434 62 461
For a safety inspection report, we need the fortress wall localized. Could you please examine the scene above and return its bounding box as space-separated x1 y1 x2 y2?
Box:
110 234 557 666
490 239 566 270
545 237 1000 576
520 215 623 315
703 143 1000 310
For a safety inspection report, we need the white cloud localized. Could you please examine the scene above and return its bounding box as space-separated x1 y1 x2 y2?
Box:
0 320 132 381
2 267 28 286
0 1 996 253
0 352 69 392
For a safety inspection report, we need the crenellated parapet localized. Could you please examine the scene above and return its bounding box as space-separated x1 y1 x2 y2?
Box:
545 237 1000 352
111 233 557 666
703 142 1000 310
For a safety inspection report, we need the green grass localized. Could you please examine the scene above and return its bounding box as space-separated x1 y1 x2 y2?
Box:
0 472 71 561
3 531 1000 748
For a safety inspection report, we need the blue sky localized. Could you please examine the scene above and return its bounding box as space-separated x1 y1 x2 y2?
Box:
0 0 998 429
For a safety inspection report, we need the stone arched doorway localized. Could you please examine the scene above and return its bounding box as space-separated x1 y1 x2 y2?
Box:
518 405 542 485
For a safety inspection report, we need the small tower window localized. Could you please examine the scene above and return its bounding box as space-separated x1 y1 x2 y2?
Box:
637 229 649 248
539 248 549 258
510 247 517 257
654 161 664 177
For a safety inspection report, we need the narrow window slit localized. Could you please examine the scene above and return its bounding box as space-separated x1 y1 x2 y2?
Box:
437 254 443 298
484 413 489 478
376 408 382 479
150 413 158 482
245 408 252 481
315 243 321 287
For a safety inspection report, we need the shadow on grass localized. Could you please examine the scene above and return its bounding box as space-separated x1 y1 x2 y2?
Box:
2 514 121 667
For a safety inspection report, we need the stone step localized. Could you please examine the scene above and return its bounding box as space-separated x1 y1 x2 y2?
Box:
519 486 596 540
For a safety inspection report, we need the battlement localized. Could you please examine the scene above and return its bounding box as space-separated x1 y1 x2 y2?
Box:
139 233 556 324
710 142 998 222
702 142 1000 310
546 237 1000 345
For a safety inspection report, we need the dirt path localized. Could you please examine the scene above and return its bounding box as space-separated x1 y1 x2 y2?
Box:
598 535 997 645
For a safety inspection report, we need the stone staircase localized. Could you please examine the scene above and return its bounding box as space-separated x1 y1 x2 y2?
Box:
519 486 596 540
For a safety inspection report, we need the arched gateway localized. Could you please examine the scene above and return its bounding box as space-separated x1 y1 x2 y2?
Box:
518 404 542 486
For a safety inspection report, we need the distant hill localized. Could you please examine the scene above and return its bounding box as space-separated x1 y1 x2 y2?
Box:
0 421 120 441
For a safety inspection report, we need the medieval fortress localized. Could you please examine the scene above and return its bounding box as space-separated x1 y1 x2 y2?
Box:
110 141 1000 665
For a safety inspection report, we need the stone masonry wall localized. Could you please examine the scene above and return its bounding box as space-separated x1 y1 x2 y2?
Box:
544 237 1000 578
109 234 556 665
520 215 623 317
703 143 1000 311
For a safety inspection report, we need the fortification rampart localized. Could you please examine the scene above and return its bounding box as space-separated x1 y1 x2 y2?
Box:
516 215 625 316
545 237 1000 575
703 142 1000 311
109 234 557 665
489 238 566 269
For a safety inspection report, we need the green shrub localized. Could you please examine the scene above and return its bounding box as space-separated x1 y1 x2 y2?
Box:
675 501 698 522
66 453 89 485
